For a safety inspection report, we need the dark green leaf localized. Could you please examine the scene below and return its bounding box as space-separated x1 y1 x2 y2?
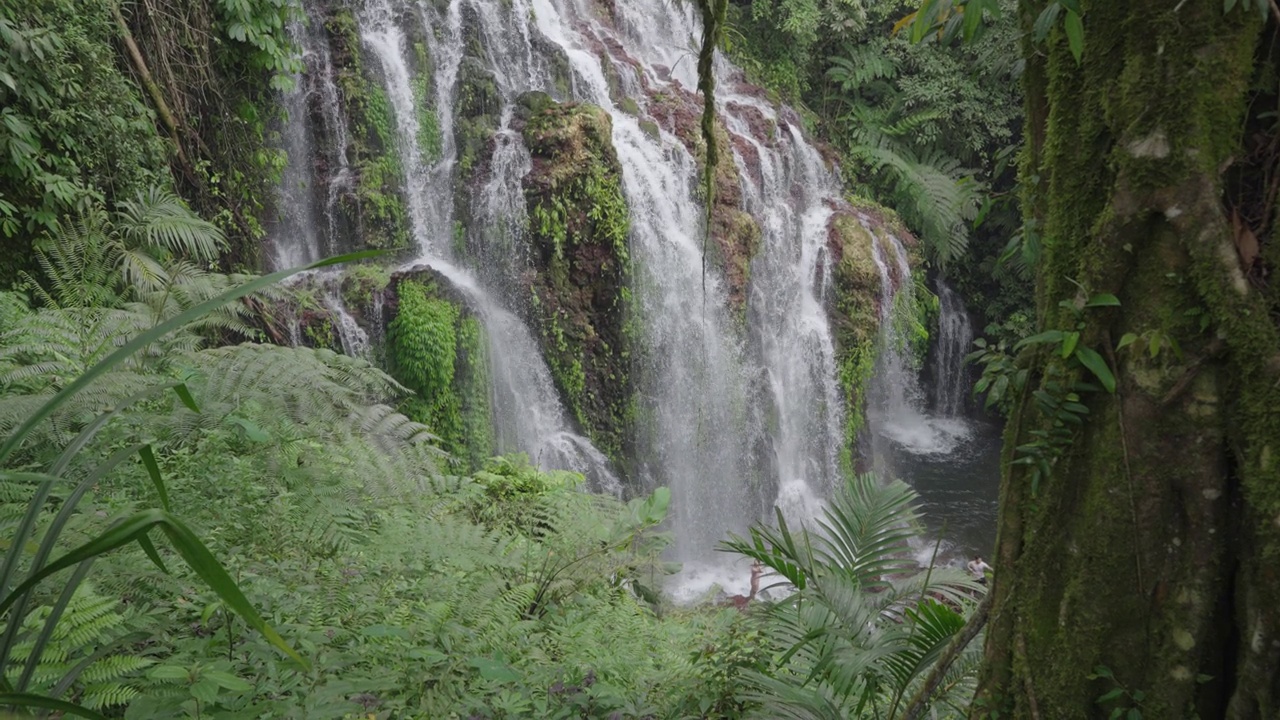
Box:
1033 3 1062 42
1074 346 1116 393
172 383 200 413
1015 330 1065 349
0 693 106 719
0 510 308 668
138 445 169 511
137 532 169 574
1098 688 1125 702
1085 293 1120 308
1064 10 1084 63
1061 331 1080 358
1117 333 1138 350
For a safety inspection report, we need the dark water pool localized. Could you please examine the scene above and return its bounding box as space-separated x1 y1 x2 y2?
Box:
872 415 1003 562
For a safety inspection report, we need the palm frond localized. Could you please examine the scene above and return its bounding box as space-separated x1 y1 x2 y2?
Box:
114 187 223 263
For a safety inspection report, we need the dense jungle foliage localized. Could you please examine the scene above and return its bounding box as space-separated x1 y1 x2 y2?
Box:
0 0 1072 716
0 194 982 716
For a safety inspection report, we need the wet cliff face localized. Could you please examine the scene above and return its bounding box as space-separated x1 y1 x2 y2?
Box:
516 95 636 472
269 0 922 554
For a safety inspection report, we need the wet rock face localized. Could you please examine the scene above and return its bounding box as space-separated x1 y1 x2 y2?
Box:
647 87 761 315
826 211 888 451
516 96 635 472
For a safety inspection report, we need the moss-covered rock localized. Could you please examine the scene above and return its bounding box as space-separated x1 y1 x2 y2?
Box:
826 211 884 467
517 98 635 474
325 7 410 251
649 88 761 314
384 269 494 471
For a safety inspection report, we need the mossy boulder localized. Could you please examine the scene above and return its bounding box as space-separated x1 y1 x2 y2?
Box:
517 97 635 474
826 211 886 468
384 268 494 471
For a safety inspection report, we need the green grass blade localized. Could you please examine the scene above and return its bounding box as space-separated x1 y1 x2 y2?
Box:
0 692 107 719
0 471 75 486
0 251 383 464
158 514 307 667
0 509 308 669
138 444 169 511
137 531 169 574
0 510 174 616
0 478 53 613
172 382 200 413
47 384 173 477
0 445 141 668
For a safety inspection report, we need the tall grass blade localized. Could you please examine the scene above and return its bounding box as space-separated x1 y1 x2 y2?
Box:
0 510 308 668
0 693 107 719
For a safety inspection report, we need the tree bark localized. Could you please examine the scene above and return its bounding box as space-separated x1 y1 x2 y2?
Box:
974 2 1280 718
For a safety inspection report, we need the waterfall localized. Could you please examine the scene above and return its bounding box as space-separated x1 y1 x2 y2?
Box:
933 281 973 417
271 0 939 598
867 228 970 457
355 0 620 492
271 2 352 269
325 292 370 358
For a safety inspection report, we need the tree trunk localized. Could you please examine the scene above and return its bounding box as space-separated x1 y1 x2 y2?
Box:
974 2 1280 718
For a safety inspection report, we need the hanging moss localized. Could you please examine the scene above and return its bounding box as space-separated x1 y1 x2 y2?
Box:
518 98 635 474
388 278 493 469
826 212 884 464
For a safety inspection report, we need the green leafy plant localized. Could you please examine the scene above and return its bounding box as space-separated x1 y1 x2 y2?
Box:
724 473 984 718
1088 665 1147 720
972 291 1121 493
0 250 378 716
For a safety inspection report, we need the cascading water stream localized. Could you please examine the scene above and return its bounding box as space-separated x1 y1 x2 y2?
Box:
325 292 370 358
271 1 352 269
866 226 970 457
356 0 620 493
933 280 973 417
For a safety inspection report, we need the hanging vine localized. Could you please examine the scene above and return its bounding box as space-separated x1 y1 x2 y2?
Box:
693 0 728 299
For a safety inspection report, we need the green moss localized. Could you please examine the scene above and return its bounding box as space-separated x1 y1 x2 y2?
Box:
521 100 636 474
412 42 443 162
340 264 391 310
325 9 410 251
456 315 495 468
388 279 496 470
303 316 336 351
827 213 884 462
388 280 464 465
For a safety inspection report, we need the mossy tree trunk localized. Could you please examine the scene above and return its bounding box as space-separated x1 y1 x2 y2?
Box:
975 2 1280 717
